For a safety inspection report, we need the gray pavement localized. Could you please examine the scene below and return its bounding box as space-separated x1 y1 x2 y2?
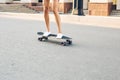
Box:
0 13 120 80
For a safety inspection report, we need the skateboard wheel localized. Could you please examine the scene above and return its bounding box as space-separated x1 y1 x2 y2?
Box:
38 37 43 41
66 40 72 45
38 37 48 41
61 42 64 45
61 42 67 46
63 43 67 46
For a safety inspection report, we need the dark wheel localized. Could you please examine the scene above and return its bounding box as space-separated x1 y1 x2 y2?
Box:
63 42 67 46
61 42 64 45
38 37 43 41
61 42 68 46
38 37 48 41
66 40 72 45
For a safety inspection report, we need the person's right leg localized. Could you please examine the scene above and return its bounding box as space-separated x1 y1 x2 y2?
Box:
43 0 51 36
52 0 63 38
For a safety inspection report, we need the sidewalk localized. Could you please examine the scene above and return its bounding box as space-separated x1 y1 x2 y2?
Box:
0 12 120 29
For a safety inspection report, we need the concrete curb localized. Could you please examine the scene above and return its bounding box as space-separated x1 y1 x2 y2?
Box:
0 12 120 29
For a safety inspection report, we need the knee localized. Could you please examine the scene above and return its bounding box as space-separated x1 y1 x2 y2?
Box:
53 8 58 14
44 6 49 12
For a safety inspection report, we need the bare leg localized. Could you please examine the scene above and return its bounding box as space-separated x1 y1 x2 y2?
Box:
43 0 50 32
52 0 62 33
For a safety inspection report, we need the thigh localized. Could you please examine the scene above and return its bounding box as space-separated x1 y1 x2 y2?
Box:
43 0 50 7
52 0 59 9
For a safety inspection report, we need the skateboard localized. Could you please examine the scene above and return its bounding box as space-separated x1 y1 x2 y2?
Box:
37 32 72 46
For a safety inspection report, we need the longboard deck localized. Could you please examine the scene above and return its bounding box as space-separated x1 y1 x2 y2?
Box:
37 32 72 40
37 32 72 46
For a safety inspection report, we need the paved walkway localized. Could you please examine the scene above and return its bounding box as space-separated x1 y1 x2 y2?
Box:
0 12 120 28
0 12 120 80
0 4 36 13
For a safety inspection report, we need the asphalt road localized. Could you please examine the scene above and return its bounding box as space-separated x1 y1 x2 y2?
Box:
0 16 120 80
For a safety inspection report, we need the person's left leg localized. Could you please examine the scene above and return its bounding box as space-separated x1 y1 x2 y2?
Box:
52 0 63 38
